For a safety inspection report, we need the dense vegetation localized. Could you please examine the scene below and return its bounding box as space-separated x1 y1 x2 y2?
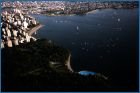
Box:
2 39 110 92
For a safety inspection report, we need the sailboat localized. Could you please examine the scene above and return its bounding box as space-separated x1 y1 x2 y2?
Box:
34 31 37 35
117 18 120 22
76 26 79 30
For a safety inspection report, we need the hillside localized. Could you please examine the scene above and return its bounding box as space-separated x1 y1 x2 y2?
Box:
1 39 110 91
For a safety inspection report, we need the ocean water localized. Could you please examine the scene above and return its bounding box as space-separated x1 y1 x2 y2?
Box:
1 0 138 2
32 8 139 88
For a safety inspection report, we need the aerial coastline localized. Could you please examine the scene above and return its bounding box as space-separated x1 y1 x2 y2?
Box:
2 1 138 16
1 4 110 91
1 0 139 92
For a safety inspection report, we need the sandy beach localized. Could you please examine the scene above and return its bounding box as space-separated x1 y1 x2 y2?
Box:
65 54 74 72
28 24 44 36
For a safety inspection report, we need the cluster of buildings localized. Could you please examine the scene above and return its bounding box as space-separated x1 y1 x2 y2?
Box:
1 9 38 48
2 1 66 14
1 1 138 15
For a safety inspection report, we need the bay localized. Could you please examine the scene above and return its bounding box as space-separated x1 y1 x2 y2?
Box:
32 8 139 87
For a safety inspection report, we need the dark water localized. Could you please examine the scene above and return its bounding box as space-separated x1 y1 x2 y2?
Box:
32 8 138 88
2 0 138 2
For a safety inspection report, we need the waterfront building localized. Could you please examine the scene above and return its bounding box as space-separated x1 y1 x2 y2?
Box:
17 20 22 26
13 37 19 46
2 35 6 40
2 28 6 35
6 37 13 47
31 19 37 25
1 40 5 48
6 28 11 37
25 33 31 42
13 21 18 26
19 37 25 44
23 20 28 29
12 30 18 37
31 36 37 41
1 8 39 48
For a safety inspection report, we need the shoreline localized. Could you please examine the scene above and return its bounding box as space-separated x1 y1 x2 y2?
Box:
65 54 74 72
28 24 44 36
45 13 76 17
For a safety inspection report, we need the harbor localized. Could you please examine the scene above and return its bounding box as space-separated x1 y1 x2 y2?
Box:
1 0 139 92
